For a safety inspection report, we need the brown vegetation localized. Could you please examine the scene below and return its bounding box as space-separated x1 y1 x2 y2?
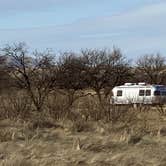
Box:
0 43 166 165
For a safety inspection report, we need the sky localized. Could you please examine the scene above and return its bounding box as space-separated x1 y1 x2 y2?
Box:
0 0 165 59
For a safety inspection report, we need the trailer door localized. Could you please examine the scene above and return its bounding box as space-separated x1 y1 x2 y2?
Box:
124 87 138 104
138 88 152 104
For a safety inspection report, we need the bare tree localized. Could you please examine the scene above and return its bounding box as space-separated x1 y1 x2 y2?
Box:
81 48 132 104
56 52 87 111
0 55 14 93
136 54 166 84
0 55 6 66
2 42 57 112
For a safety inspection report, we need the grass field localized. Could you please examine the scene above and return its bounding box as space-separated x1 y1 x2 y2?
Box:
0 107 166 166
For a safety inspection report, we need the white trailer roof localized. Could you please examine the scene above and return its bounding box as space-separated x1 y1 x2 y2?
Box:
113 83 166 89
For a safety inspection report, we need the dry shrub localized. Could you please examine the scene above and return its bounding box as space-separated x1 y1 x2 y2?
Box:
70 160 88 166
27 112 59 130
71 119 93 133
45 92 70 120
128 135 142 145
158 127 166 136
122 157 143 166
78 95 139 124
0 129 13 142
78 95 107 121
82 135 128 153
29 120 57 130
1 157 33 166
134 104 152 112
107 105 130 124
121 107 139 125
0 91 32 120
46 91 92 122
114 105 159 135
156 104 166 116
132 106 159 135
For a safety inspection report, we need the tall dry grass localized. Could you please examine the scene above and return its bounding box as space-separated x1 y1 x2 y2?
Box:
0 89 165 137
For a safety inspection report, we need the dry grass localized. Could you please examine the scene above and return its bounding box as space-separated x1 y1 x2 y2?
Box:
0 92 166 165
0 109 166 166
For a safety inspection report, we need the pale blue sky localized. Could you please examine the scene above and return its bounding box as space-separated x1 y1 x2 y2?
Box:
0 0 165 58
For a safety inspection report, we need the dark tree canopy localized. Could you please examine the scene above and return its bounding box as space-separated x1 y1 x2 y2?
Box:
136 54 166 84
2 43 57 112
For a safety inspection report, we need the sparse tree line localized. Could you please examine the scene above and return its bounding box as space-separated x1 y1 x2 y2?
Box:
0 42 166 121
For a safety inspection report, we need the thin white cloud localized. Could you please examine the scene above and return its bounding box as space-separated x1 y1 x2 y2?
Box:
65 1 166 33
0 1 165 58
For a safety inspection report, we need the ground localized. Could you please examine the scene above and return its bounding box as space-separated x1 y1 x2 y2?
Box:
0 116 166 166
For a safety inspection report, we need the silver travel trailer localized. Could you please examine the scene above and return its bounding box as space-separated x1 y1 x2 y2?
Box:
112 83 166 105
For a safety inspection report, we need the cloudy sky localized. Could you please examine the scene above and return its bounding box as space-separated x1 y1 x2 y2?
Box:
0 0 165 58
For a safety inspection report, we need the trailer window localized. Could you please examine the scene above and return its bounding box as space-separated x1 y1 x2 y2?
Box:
154 91 160 96
117 90 122 96
146 90 151 96
139 90 145 96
